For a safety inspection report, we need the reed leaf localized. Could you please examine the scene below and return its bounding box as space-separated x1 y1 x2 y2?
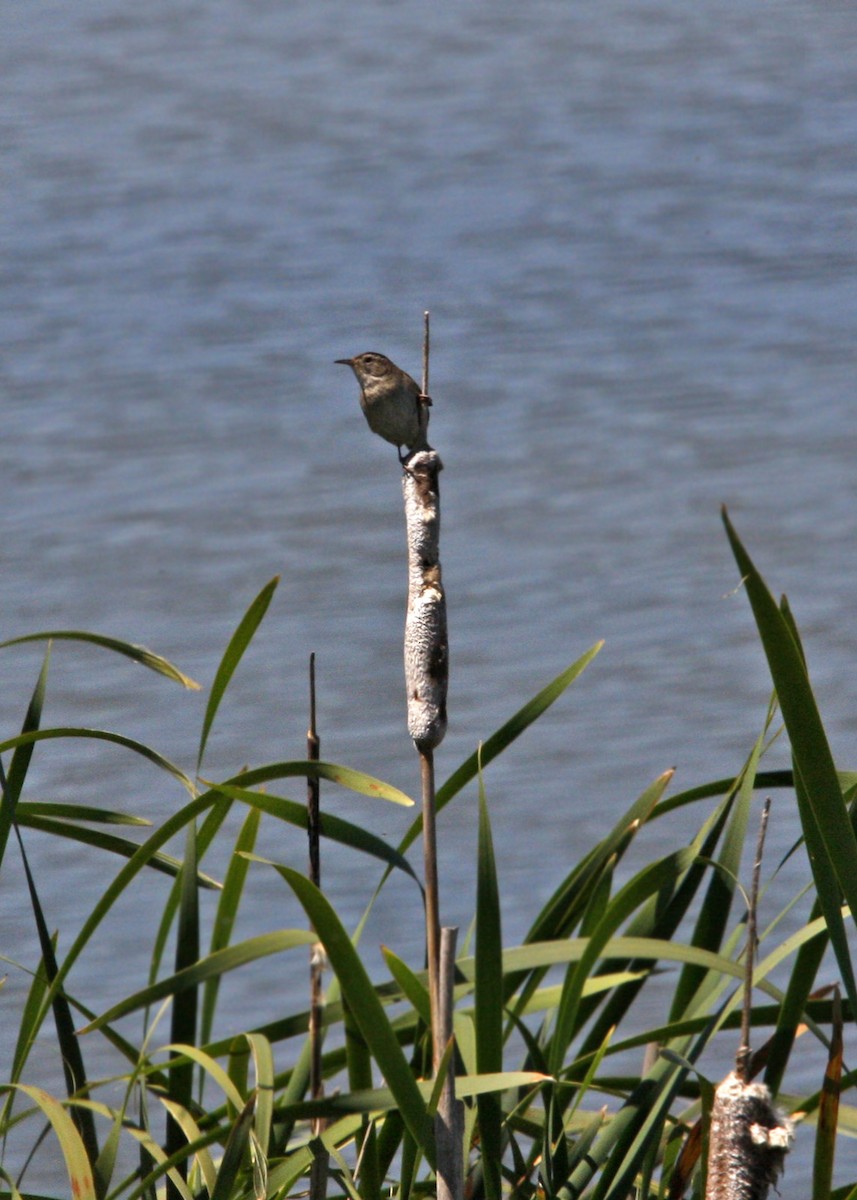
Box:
0 647 51 869
208 782 420 882
13 813 219 885
80 930 316 1032
511 771 674 1019
393 645 603 861
813 988 843 1200
668 715 768 1020
0 727 195 795
1 1084 96 1200
206 760 414 806
267 865 435 1169
0 630 199 690
164 819 200 1195
549 847 697 1076
382 947 431 1027
200 805 261 1046
475 767 504 1200
209 1093 257 1200
243 1032 275 1157
196 576 279 775
5 653 102 1179
723 507 857 1017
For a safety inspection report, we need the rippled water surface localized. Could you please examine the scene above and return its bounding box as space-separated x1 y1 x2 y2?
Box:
3 1 857 1190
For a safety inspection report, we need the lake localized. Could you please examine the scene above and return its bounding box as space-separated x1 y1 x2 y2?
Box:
3 1 856 1191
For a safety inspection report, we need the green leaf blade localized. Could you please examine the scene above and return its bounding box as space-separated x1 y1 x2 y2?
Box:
268 866 435 1168
197 576 279 774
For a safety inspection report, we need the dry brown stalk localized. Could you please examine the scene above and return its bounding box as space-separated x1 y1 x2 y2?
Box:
306 653 328 1200
704 799 793 1199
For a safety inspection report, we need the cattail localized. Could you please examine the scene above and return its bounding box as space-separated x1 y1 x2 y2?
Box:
705 1071 793 1200
402 449 448 751
702 801 792 1200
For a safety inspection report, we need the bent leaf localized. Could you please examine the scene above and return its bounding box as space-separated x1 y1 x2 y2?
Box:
267 866 434 1167
80 931 315 1032
197 576 279 774
0 630 199 689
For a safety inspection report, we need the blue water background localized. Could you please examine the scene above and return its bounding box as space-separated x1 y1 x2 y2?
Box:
3 2 857 1190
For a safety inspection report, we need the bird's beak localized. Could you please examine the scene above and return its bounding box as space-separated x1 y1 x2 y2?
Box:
334 358 354 366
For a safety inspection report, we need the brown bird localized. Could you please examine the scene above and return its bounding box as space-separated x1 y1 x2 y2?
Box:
336 351 430 458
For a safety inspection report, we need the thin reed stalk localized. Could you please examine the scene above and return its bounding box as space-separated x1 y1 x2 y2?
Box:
306 653 328 1200
705 798 793 1200
420 747 442 1060
402 312 458 1197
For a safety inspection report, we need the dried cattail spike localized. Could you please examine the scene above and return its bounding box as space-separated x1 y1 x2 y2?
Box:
402 449 448 750
705 1071 793 1200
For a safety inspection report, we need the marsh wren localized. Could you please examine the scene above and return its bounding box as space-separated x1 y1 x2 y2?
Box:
336 351 430 458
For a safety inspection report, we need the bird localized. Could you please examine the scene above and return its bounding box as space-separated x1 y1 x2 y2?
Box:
336 351 430 458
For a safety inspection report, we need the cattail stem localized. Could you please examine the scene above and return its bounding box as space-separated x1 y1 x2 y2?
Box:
422 309 430 397
435 926 464 1200
307 653 321 890
306 654 328 1200
402 312 458 1196
705 798 791 1200
737 797 771 1082
421 747 442 1062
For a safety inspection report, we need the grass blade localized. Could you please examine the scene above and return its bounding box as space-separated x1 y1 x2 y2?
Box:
200 805 261 1046
0 630 199 689
0 727 195 795
668 724 766 1021
3 652 101 1177
507 772 674 1029
209 1094 257 1200
15 800 150 825
208 782 420 882
13 813 219 886
243 1032 275 1156
723 507 857 1017
549 847 696 1076
14 825 101 1176
395 646 603 859
80 929 316 1032
574 789 739 1061
8 938 55 1088
813 989 843 1200
382 947 431 1027
165 821 200 1196
196 576 279 774
147 793 232 996
270 866 435 1168
762 794 857 1093
526 770 674 951
475 764 503 1200
0 647 51 869
563 1046 693 1199
2 1084 96 1200
206 761 414 806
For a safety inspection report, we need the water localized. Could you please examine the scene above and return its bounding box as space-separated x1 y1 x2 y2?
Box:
3 1 857 1191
